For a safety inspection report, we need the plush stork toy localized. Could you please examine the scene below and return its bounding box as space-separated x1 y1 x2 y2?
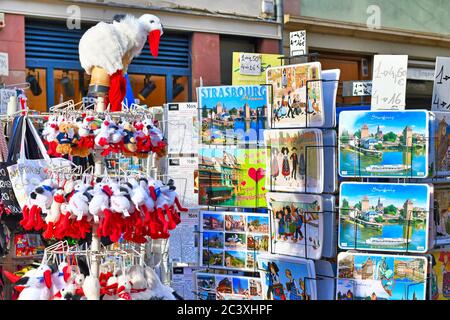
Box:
79 14 163 112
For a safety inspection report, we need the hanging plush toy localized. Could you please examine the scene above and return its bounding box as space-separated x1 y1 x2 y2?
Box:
21 179 56 232
42 116 61 157
94 120 111 149
56 122 79 156
121 121 137 156
134 121 152 158
16 264 53 300
79 14 163 111
72 116 95 158
42 188 65 239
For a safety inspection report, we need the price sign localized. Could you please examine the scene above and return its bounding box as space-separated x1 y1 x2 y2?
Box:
0 52 8 76
371 55 408 110
290 30 307 57
432 57 450 112
352 81 372 96
239 53 261 76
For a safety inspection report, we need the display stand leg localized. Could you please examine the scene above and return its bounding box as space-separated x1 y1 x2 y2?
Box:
90 97 105 278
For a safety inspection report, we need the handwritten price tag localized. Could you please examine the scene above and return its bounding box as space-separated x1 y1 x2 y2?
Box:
290 30 307 57
239 53 262 76
371 55 408 110
352 81 372 96
432 57 450 112
0 52 8 76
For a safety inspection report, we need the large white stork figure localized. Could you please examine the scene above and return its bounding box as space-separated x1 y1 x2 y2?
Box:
79 14 163 111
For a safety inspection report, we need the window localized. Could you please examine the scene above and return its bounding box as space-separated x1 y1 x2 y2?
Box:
220 36 256 85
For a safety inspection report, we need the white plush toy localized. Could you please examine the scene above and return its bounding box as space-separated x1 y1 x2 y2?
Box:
18 264 53 300
82 275 101 300
79 14 163 111
144 266 179 300
88 182 110 223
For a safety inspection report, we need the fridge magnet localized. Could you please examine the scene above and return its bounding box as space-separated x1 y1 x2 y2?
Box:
434 185 450 246
267 62 324 128
339 183 431 253
336 252 427 300
257 254 317 300
195 272 263 300
264 129 323 193
198 147 267 208
266 192 324 260
200 211 269 271
198 85 268 145
339 110 429 178
430 250 450 300
431 112 450 177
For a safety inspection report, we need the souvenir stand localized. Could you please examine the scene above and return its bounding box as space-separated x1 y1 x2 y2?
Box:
0 13 449 301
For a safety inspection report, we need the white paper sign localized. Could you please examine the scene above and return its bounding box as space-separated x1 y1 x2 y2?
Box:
239 53 261 76
352 81 372 96
290 30 307 57
0 89 16 115
371 55 408 110
169 210 200 265
165 102 199 155
432 57 450 111
167 156 198 208
0 53 8 76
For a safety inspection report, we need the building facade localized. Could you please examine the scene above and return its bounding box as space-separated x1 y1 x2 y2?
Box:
283 0 450 108
0 0 282 111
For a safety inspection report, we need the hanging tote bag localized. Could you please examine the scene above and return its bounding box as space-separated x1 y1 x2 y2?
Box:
0 117 24 231
7 116 73 210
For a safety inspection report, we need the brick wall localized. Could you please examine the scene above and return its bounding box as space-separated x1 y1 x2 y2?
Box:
0 14 25 85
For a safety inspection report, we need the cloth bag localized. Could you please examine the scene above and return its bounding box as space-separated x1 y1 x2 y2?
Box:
0 117 23 231
7 116 73 210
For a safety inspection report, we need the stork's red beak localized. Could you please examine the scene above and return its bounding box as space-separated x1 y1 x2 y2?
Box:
15 285 26 293
44 270 52 289
63 266 71 282
148 29 161 57
3 270 21 284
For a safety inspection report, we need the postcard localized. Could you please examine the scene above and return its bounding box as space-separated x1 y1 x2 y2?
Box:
266 192 324 260
337 252 428 300
198 85 268 145
257 254 317 300
339 110 429 178
195 272 263 300
434 185 450 246
431 112 450 177
264 129 323 193
430 250 450 300
198 147 267 208
200 211 269 271
266 62 324 128
339 183 430 253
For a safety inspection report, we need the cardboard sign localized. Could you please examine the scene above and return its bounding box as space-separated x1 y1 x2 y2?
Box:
232 52 282 86
239 53 262 76
0 52 8 76
432 57 450 111
290 30 307 57
371 55 408 110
